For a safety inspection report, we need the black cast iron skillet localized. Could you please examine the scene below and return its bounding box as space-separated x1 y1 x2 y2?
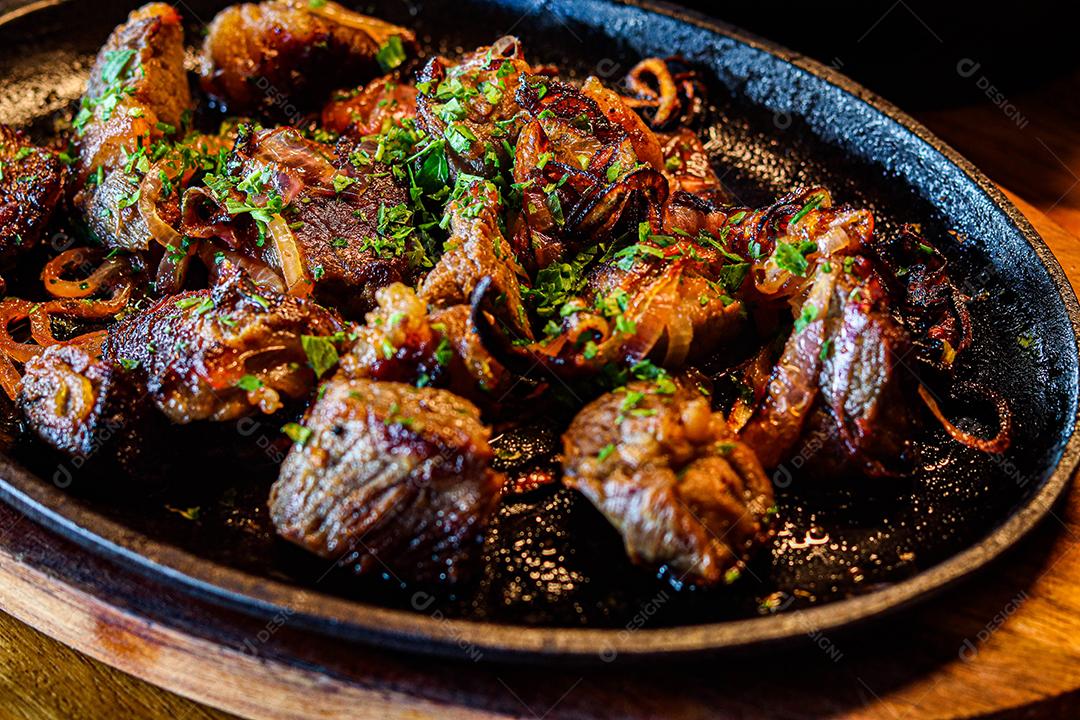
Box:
0 0 1076 663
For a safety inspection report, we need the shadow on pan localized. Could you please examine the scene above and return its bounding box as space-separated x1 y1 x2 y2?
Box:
0 0 1075 662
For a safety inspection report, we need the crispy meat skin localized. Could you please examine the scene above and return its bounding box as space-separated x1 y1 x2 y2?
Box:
0 126 66 261
199 0 415 116
19 344 139 459
103 272 340 423
563 378 774 585
269 378 505 583
74 3 191 251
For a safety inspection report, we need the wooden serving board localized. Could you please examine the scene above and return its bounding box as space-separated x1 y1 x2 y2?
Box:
0 192 1077 720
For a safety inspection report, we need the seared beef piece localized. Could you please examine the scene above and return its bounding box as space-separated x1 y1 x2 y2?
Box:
420 180 532 339
738 264 914 477
562 377 774 586
487 230 748 380
321 76 417 137
0 126 66 262
199 0 415 118
74 3 192 252
269 378 506 583
103 269 340 423
511 75 667 270
657 128 727 204
340 283 511 407
415 36 533 179
661 187 872 305
182 126 418 317
18 344 146 465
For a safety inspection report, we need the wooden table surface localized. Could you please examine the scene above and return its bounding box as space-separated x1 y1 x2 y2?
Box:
3 43 1080 720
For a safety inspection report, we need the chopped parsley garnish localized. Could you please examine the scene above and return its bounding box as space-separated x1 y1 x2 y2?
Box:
794 303 819 333
301 335 339 378
282 422 312 446
375 36 408 72
774 240 817 277
789 192 826 226
716 262 749 293
597 443 616 461
235 375 263 391
332 174 356 193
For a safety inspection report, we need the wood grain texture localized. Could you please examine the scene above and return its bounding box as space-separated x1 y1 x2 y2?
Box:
0 195 1076 720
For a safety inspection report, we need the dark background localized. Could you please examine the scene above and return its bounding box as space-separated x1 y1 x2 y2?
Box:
667 1 1080 219
675 1 1078 109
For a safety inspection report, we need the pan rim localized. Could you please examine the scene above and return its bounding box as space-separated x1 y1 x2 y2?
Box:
0 0 1077 662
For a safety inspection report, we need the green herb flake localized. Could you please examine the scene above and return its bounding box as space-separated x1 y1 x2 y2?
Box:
235 374 263 391
375 36 408 72
301 335 339 378
282 422 313 446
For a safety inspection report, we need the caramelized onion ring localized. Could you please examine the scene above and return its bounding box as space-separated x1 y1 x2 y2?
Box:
918 382 1012 454
0 299 42 363
41 248 127 299
0 353 21 400
28 283 131 347
624 58 679 127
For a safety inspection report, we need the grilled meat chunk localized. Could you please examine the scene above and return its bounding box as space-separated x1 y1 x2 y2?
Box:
103 269 340 423
340 283 511 407
18 344 146 466
562 377 774 585
511 74 667 270
199 0 415 117
182 126 418 317
737 263 915 476
74 3 192 252
321 76 417 137
415 36 533 178
658 128 726 204
269 378 505 583
420 179 532 339
0 126 66 262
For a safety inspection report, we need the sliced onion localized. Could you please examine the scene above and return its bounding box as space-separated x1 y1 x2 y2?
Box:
303 0 415 47
0 353 21 400
198 243 286 294
624 58 679 126
139 165 185 251
0 299 41 363
267 214 311 298
662 302 694 367
918 383 1012 454
41 248 127 299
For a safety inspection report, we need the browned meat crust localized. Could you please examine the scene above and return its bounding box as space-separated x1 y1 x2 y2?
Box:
415 36 532 179
738 265 914 477
18 344 141 461
340 282 511 408
321 76 417 137
198 0 415 117
269 377 505 583
182 126 418 318
420 179 532 339
511 74 667 270
562 377 774 585
102 270 341 423
0 126 66 262
74 3 191 251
